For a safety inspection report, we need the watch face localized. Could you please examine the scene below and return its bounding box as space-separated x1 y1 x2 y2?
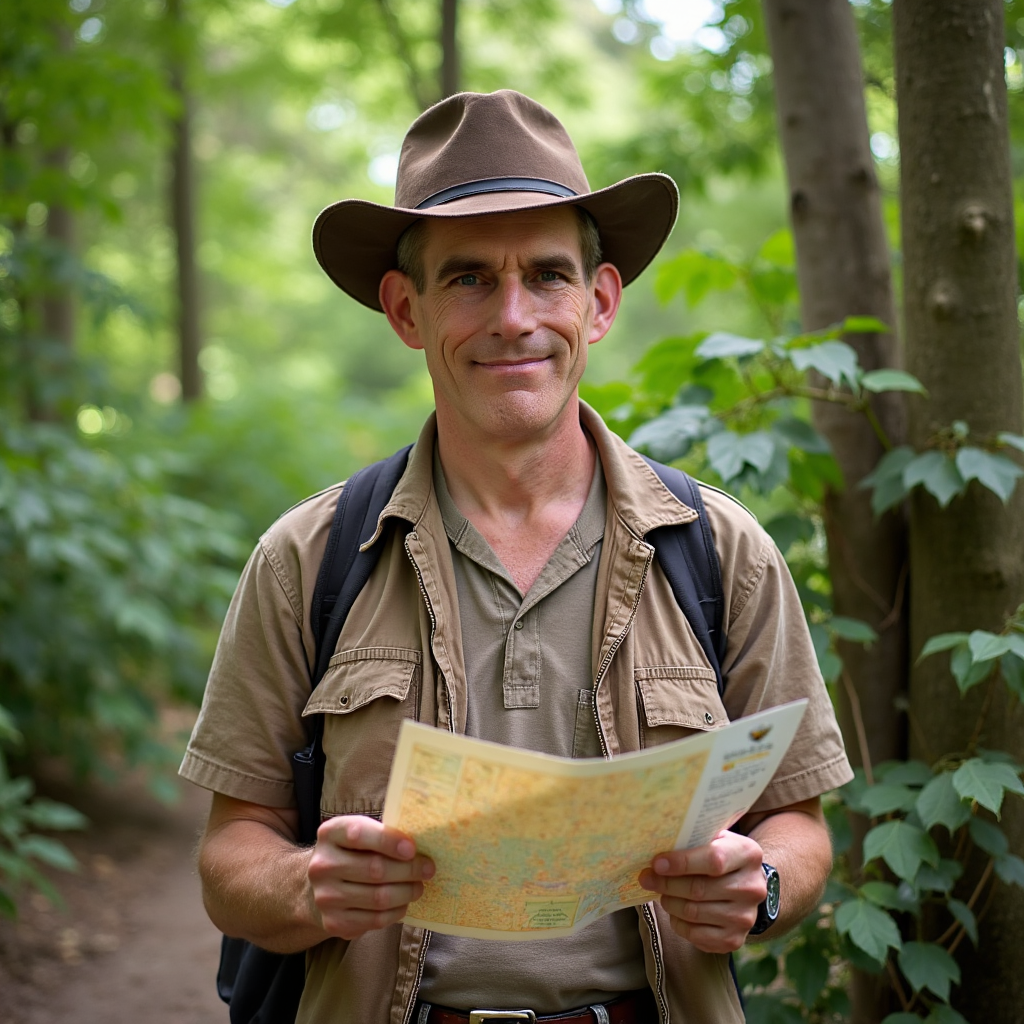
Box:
764 864 781 919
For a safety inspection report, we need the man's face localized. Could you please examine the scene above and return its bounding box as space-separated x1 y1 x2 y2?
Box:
380 207 621 445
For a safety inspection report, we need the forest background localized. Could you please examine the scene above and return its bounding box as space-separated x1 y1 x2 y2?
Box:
3 1 1024 1022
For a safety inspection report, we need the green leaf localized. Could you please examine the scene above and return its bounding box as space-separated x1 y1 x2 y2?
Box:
736 953 778 989
655 250 740 306
22 799 87 832
785 941 829 1007
695 331 765 360
968 815 1009 856
897 940 960 1001
629 405 717 463
914 858 963 893
953 759 1024 816
864 821 940 880
742 994 804 1024
950 646 994 694
955 448 1024 502
994 853 1024 887
706 430 777 482
772 417 831 454
997 431 1024 454
860 880 920 915
917 773 972 833
841 315 891 334
835 897 902 962
861 369 927 395
829 616 879 645
967 631 1015 662
903 452 965 507
860 446 916 514
926 1006 969 1024
861 784 919 817
882 761 935 787
947 898 978 946
918 633 970 661
763 513 815 554
17 835 78 872
1001 653 1024 701
790 341 860 387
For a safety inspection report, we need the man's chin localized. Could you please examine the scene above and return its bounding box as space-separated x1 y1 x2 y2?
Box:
464 390 578 443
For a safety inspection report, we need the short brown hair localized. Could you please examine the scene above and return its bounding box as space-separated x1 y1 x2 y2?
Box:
395 206 603 293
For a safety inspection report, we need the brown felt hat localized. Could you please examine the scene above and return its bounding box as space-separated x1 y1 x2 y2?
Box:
312 90 679 311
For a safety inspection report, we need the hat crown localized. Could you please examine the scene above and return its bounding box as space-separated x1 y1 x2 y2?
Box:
395 90 591 210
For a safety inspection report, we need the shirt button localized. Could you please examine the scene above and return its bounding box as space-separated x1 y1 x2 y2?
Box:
513 620 524 630
704 711 714 725
339 695 350 707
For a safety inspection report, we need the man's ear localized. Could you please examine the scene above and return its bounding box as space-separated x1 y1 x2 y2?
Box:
587 262 623 345
379 270 424 351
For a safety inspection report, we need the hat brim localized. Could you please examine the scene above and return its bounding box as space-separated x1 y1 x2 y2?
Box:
312 172 679 311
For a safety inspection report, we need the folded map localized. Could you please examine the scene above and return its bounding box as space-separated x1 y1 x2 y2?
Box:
382 699 808 941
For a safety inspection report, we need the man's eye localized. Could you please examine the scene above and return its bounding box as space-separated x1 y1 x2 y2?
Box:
456 274 479 286
538 271 561 283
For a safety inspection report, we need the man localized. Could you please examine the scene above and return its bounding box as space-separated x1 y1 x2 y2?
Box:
181 90 852 1024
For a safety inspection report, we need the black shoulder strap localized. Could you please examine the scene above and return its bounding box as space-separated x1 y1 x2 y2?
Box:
292 444 413 844
640 456 727 696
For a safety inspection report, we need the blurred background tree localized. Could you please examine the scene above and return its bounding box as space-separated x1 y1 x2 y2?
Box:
2 1 1024 1021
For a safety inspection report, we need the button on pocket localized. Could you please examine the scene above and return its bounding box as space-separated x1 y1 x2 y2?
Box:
634 666 728 742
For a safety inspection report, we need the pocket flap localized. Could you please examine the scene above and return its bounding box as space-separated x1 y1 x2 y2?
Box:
635 666 727 730
303 647 422 716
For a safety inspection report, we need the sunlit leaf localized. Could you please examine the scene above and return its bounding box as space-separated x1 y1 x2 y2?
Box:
955 448 1024 502
706 430 777 482
903 452 965 507
695 331 766 360
629 405 717 463
861 369 927 395
918 633 970 661
841 315 890 334
656 250 740 306
790 341 860 386
997 431 1024 454
829 616 878 645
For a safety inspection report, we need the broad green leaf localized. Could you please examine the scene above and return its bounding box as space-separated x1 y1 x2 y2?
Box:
629 405 717 463
968 815 1009 856
736 953 778 989
882 761 935 787
861 369 927 395
860 880 920 915
947 899 978 946
918 633 970 661
655 250 740 306
763 513 815 555
994 853 1024 887
967 631 1015 663
22 799 87 832
914 858 963 893
842 315 890 334
917 773 972 833
790 341 860 386
903 452 965 507
860 446 916 514
17 835 79 872
1002 653 1024 702
695 331 765 360
835 897 902 962
864 821 939 880
898 941 960 1001
706 430 777 482
955 447 1024 503
861 784 919 817
0 888 16 920
785 941 829 1007
953 759 1024 816
772 417 831 454
927 1006 969 1024
829 616 879 645
758 228 795 266
950 646 994 694
997 431 1024 454
741 994 804 1024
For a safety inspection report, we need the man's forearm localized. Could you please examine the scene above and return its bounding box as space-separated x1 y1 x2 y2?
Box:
199 811 330 954
744 798 833 939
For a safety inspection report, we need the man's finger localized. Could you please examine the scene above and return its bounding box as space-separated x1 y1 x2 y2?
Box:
318 905 410 940
659 894 758 931
648 831 762 879
317 814 421 862
316 879 424 914
639 866 765 904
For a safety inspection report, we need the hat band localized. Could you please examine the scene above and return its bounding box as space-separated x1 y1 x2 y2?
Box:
414 177 578 210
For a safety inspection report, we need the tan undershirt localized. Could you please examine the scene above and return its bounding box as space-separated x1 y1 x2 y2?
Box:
417 448 649 1014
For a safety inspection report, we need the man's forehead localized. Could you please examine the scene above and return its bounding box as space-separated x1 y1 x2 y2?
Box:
421 206 582 262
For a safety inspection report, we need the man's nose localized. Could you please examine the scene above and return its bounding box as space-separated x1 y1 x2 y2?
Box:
487 276 538 339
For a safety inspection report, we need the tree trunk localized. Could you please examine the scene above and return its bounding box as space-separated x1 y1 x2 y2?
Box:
440 0 459 98
762 3 908 1016
894 1 1024 1019
168 0 202 402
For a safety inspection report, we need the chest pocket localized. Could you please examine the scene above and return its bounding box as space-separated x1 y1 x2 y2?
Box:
635 666 728 748
303 647 422 818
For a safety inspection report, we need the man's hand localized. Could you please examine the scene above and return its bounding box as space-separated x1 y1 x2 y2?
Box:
638 829 766 953
308 815 435 941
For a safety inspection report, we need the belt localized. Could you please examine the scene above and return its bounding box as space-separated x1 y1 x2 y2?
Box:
414 988 657 1024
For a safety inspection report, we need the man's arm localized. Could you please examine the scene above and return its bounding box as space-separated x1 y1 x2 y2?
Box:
197 793 435 954
639 795 832 953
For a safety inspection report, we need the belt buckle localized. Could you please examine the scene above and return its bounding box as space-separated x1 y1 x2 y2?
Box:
468 1012 537 1024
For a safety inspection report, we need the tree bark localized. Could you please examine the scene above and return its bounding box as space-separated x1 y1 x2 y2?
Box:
440 0 459 98
168 0 202 402
762 5 908 1016
894 1 1024 1019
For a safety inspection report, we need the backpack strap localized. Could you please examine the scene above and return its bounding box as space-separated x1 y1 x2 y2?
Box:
292 444 413 844
640 457 727 696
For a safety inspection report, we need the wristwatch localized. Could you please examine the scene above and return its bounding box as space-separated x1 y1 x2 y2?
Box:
749 862 780 936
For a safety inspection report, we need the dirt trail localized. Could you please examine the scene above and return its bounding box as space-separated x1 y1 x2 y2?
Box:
0 770 227 1024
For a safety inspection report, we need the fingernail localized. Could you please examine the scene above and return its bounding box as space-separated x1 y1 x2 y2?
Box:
654 857 670 874
422 860 435 879
397 839 415 859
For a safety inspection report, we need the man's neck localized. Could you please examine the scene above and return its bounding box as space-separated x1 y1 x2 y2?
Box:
434 398 596 594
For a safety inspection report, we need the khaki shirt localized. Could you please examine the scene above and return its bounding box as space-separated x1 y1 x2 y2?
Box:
181 402 853 1024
